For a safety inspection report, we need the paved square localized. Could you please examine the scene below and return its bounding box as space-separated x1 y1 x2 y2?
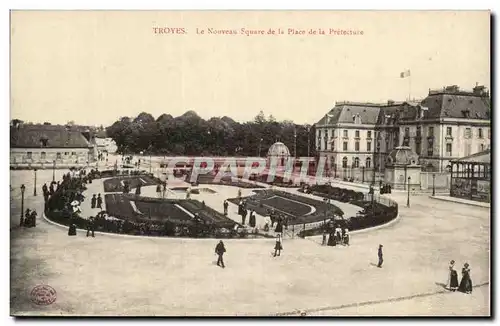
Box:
10 166 490 316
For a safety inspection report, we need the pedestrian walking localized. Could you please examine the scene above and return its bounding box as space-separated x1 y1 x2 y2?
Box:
273 234 283 257
215 240 226 268
458 263 473 294
343 228 350 246
97 194 103 210
249 210 256 228
91 194 96 209
86 216 95 238
377 244 384 268
223 200 229 216
447 260 459 291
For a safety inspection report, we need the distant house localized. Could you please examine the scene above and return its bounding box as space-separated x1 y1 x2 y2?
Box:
94 130 118 154
10 123 96 169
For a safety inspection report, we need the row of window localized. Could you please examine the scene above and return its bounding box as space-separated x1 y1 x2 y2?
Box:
25 151 83 160
340 157 371 169
404 126 490 139
321 126 490 143
318 129 374 139
414 142 486 157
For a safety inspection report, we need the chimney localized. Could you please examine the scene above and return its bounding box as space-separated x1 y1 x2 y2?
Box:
445 85 459 93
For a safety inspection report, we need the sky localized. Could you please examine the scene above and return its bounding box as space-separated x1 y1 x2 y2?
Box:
10 10 490 126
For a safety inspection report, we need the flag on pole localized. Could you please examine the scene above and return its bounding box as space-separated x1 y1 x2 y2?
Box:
400 70 411 78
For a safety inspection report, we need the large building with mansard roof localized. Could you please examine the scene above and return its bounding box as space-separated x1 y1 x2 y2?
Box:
315 84 491 174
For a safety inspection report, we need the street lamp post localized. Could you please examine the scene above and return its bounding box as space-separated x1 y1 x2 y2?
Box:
432 173 436 196
258 138 263 157
407 176 411 207
323 197 329 227
307 126 311 157
33 168 38 196
52 160 56 182
362 165 365 183
294 129 297 158
20 184 25 218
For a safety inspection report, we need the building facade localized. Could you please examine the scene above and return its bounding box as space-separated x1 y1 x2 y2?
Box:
10 123 96 168
315 85 491 175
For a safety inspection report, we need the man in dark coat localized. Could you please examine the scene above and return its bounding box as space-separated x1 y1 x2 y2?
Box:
215 240 226 268
42 183 49 202
241 208 247 225
49 183 55 196
97 194 103 210
156 184 162 198
223 200 229 216
377 244 384 268
91 194 97 209
68 221 77 236
86 216 95 237
249 210 256 228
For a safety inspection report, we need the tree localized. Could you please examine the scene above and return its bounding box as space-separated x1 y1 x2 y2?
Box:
105 110 314 157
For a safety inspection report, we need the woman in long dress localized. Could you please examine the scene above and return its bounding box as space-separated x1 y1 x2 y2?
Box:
447 260 459 291
458 263 473 294
273 234 283 257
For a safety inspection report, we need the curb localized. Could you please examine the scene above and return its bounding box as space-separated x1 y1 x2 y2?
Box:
429 196 490 208
42 212 275 243
272 282 490 316
349 212 401 235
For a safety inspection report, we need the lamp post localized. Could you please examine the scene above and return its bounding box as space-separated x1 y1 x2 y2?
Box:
33 168 38 196
407 176 411 207
139 151 143 171
307 126 311 157
52 159 56 182
258 138 263 157
323 197 329 227
294 128 297 158
432 173 436 196
20 184 25 218
362 165 365 183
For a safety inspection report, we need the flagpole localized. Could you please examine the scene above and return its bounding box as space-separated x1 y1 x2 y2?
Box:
408 72 412 101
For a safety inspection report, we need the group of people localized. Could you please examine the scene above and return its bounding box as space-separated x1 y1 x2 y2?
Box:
90 194 103 210
20 209 37 228
155 182 167 198
323 225 350 247
446 260 473 294
236 200 256 227
263 209 288 235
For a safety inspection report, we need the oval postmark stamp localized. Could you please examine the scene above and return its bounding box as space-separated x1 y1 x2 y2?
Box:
30 284 57 305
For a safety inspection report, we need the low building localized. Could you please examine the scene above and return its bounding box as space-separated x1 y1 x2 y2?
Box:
450 149 490 202
10 124 96 169
95 137 118 154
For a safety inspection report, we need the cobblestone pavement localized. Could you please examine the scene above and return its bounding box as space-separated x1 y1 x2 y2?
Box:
10 168 490 316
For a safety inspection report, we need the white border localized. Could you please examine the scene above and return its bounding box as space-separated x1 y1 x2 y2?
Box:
3 1 498 325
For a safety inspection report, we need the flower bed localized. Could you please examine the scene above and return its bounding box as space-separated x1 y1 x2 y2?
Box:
297 185 398 237
227 189 344 225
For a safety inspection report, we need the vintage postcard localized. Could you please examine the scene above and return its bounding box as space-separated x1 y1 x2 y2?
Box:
9 10 490 316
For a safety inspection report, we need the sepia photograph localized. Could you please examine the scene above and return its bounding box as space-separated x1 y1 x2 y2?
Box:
8 9 491 317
